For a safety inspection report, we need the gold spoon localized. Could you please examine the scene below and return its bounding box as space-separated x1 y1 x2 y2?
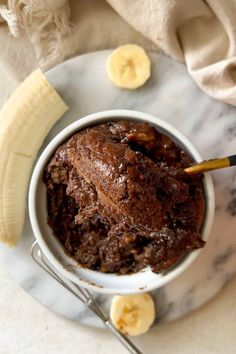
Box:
184 155 236 175
126 132 236 175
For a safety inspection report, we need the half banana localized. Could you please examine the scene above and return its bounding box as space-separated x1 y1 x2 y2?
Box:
110 293 155 336
107 44 151 89
0 69 68 246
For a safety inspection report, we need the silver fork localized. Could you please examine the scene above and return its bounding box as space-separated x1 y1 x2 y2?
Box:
31 241 143 354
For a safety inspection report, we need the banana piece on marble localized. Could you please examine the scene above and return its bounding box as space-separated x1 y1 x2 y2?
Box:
110 293 155 336
107 44 151 89
0 69 68 246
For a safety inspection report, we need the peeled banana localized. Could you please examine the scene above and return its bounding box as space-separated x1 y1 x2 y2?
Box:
107 44 151 89
110 293 155 336
0 69 68 247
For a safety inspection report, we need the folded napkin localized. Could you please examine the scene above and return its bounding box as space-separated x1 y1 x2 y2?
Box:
107 0 236 106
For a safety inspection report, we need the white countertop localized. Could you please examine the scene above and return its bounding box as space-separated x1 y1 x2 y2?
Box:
1 2 236 352
1 266 236 354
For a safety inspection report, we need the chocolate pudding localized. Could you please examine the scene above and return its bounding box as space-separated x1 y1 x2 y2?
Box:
43 121 205 274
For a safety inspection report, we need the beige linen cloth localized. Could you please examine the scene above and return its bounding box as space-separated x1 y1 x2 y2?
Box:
1 0 236 106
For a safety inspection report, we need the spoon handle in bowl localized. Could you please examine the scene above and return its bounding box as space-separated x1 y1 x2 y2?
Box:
184 155 236 175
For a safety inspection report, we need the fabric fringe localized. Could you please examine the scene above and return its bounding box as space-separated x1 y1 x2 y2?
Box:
7 0 75 68
0 5 19 36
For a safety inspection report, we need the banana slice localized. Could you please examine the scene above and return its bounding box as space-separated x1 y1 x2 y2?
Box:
107 44 151 89
110 293 155 336
0 69 68 246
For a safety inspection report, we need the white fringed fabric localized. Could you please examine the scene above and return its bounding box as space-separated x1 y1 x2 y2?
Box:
1 0 74 67
0 4 19 37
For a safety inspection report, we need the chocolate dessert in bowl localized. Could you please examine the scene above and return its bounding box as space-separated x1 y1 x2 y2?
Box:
29 110 215 294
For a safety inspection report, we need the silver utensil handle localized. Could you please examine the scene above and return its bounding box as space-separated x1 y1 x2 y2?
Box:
31 242 143 354
104 320 143 354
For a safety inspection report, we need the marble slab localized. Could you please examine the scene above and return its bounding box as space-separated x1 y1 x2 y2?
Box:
0 50 236 328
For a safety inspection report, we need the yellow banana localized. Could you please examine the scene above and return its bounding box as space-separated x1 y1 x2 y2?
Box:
107 44 151 89
110 293 155 336
0 69 68 246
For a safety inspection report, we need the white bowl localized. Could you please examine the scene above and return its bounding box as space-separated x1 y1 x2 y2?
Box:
29 110 215 294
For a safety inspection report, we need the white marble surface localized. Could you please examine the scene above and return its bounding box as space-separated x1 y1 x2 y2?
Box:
1 50 236 342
